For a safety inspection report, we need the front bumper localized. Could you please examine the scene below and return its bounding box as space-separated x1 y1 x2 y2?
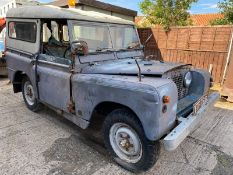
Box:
163 92 220 151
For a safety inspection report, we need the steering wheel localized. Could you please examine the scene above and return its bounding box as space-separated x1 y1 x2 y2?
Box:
63 46 71 59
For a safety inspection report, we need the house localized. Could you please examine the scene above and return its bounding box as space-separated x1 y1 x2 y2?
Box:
0 0 40 18
0 0 16 18
135 13 225 27
48 0 137 21
190 13 224 26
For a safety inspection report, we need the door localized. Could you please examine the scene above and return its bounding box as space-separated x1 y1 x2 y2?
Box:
36 20 72 112
6 19 41 92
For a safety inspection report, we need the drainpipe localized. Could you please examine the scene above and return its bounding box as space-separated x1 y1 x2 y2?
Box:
221 31 233 85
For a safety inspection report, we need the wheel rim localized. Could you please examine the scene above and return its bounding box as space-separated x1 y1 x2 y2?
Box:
109 123 142 163
24 81 35 106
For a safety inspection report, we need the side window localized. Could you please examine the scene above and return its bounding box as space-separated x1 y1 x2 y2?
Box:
40 20 71 66
8 21 37 43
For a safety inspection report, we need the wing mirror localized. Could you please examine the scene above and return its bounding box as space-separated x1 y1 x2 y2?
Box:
71 41 88 56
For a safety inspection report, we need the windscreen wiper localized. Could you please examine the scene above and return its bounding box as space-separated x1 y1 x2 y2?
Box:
96 47 113 52
115 48 130 52
127 42 141 49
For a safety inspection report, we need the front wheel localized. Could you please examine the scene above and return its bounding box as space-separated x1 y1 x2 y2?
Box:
102 109 160 173
22 77 41 112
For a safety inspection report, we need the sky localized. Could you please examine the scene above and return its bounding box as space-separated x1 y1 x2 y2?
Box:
38 0 224 15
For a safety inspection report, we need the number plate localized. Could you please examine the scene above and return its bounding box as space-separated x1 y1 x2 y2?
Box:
193 94 208 115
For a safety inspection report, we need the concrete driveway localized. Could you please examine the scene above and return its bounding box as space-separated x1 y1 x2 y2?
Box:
0 78 233 175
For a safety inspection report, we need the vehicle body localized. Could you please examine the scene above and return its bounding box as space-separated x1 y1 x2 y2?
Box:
5 6 219 172
0 17 7 76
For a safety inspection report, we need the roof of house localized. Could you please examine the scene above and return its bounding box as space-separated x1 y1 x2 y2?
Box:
48 0 137 17
135 16 144 25
16 0 40 6
135 13 225 26
190 13 224 26
0 0 40 6
6 5 134 25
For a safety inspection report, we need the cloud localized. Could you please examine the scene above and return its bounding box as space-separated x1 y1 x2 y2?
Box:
200 3 218 9
187 10 194 14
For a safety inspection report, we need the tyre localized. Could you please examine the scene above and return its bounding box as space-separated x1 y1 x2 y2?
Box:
22 77 41 112
102 109 160 173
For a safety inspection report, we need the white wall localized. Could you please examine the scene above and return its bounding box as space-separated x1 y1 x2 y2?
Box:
0 0 16 17
0 0 16 39
82 5 134 21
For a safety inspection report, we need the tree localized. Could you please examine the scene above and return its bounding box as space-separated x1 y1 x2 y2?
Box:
210 0 233 25
139 0 197 30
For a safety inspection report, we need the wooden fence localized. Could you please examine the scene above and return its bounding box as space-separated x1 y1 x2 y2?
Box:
137 26 233 83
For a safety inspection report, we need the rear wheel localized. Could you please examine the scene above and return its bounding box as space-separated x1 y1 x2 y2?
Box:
22 77 41 112
102 109 160 173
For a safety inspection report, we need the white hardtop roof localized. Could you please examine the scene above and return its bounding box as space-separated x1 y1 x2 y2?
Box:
6 5 134 25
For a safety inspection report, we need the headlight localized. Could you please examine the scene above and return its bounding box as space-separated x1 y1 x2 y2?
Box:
184 72 192 87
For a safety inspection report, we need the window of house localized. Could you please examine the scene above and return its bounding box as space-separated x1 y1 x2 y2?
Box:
8 22 37 43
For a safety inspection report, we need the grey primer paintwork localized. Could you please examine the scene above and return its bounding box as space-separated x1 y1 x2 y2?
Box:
5 6 212 141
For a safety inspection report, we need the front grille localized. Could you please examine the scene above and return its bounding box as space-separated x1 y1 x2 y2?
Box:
171 74 189 99
163 66 190 100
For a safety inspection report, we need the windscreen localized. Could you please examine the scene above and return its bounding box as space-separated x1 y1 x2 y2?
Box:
73 24 112 53
72 23 140 53
109 26 139 50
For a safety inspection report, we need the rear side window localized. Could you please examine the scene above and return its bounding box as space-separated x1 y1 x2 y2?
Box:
8 21 37 43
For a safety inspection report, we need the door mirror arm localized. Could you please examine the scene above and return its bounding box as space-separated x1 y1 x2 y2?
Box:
71 41 89 56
